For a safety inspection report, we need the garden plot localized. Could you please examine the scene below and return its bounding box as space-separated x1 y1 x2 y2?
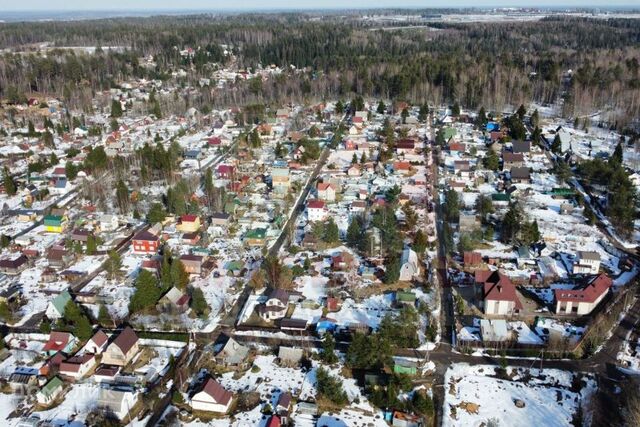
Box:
315 409 389 427
218 354 314 401
617 335 640 373
331 293 395 329
444 363 596 427
535 318 585 344
32 383 101 424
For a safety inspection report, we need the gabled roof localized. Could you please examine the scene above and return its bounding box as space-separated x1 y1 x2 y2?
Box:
180 214 199 223
43 332 74 352
554 273 612 303
51 290 72 315
197 377 233 405
269 289 289 305
90 330 109 348
110 326 138 355
510 167 530 179
478 270 523 309
307 200 325 209
133 229 159 242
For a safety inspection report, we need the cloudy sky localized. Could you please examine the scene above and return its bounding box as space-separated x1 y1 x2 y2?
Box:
2 1 637 11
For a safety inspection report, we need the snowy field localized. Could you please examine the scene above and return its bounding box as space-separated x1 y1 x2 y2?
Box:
443 364 596 427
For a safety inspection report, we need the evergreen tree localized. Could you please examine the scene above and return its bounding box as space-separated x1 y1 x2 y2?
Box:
110 99 123 118
147 202 166 224
86 234 97 255
531 109 540 128
346 216 363 248
170 259 190 290
323 218 340 244
501 203 522 244
610 141 624 167
418 103 429 122
3 167 16 196
321 334 339 364
413 229 428 254
401 107 409 124
129 269 162 313
351 152 358 164
475 106 487 128
443 189 460 222
483 150 500 171
115 179 129 214
103 250 122 280
383 255 401 284
377 100 386 114
516 104 527 120
190 287 209 317
98 304 111 327
551 134 563 154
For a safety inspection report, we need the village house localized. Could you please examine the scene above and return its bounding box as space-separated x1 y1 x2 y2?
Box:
102 326 139 366
210 212 231 227
476 270 523 316
214 334 250 369
502 152 524 169
393 161 412 176
44 215 67 233
554 273 611 315
573 251 601 275
244 228 267 247
36 377 64 406
453 160 471 178
180 254 204 276
156 286 190 313
271 167 291 197
97 387 139 420
510 167 531 184
217 164 235 179
99 214 119 232
278 346 303 367
59 353 97 379
307 200 327 222
45 290 72 320
257 289 289 322
0 254 29 275
191 377 233 413
317 182 336 202
132 229 160 255
83 330 109 354
399 247 419 282
42 331 77 356
177 215 201 233
511 140 531 154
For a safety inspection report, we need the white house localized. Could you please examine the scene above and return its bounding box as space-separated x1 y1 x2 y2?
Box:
399 247 419 282
258 289 289 321
97 387 139 420
81 330 109 355
317 183 336 202
59 354 97 379
554 274 612 316
36 377 64 406
307 200 327 222
573 251 601 275
99 214 119 232
191 378 233 413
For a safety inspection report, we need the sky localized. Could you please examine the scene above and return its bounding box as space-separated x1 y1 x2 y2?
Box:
1 1 638 12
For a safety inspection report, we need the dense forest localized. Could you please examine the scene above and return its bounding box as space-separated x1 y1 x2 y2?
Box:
0 14 639 127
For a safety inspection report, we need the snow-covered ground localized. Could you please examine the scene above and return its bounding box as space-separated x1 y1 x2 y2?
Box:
443 363 596 427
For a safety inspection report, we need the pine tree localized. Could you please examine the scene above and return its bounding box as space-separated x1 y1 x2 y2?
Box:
115 179 129 214
552 134 562 154
171 259 190 290
323 218 340 244
3 167 16 196
346 217 362 248
103 250 122 280
110 99 123 118
321 334 339 364
377 100 386 114
86 234 97 255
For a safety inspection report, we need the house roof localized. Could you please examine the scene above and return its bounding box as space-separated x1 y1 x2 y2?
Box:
60 354 95 373
90 330 109 348
554 273 612 303
277 392 292 409
578 251 600 261
510 167 530 179
133 229 159 242
317 182 335 191
43 332 74 352
269 289 289 305
478 270 523 309
307 200 325 209
111 326 138 355
51 290 72 315
198 377 233 405
267 416 281 427
464 251 483 265
512 140 531 153
180 214 199 223
0 254 28 269
40 376 63 397
502 152 524 163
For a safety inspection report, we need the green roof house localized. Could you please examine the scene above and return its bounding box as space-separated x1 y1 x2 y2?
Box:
395 291 417 307
441 127 457 141
393 359 418 376
36 376 64 406
45 290 71 320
